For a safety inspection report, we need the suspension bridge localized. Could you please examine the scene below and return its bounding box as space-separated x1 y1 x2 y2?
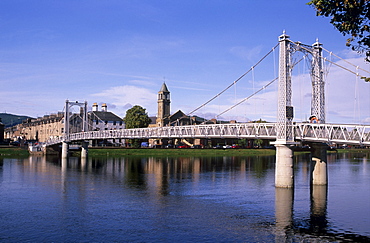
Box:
44 32 370 188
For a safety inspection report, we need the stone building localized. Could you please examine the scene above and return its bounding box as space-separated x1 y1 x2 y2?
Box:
6 103 124 144
156 83 171 127
89 103 124 131
20 113 65 143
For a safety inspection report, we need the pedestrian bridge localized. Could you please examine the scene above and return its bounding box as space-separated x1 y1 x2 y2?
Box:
48 32 370 188
45 122 370 147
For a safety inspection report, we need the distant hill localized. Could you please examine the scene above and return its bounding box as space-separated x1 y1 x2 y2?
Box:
0 113 33 128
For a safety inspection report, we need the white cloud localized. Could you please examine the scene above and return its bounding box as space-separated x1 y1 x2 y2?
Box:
91 85 157 116
230 45 264 61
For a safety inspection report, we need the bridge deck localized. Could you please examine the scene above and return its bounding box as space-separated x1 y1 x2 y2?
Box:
45 123 370 147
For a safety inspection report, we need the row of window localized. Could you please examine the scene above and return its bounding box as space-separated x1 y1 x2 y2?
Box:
94 120 123 126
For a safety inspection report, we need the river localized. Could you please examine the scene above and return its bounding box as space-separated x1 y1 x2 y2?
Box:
0 152 369 242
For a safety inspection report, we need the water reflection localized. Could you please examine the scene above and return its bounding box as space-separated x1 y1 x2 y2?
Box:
55 154 368 240
52 156 277 190
310 185 328 233
0 157 3 185
275 188 294 241
0 153 369 242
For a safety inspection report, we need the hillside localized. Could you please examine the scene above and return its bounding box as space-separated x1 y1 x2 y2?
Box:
0 113 33 128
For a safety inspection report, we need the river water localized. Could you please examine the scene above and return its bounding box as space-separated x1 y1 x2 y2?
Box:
0 152 369 242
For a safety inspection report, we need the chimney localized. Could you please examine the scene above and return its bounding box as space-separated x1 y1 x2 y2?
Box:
92 103 98 111
102 103 107 112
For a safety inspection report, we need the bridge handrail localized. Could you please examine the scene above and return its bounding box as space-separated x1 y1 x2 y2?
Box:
43 122 370 147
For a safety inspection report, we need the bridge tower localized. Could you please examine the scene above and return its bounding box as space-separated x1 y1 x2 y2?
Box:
274 32 297 188
310 40 328 185
156 82 171 127
274 33 328 187
62 100 88 158
311 39 325 123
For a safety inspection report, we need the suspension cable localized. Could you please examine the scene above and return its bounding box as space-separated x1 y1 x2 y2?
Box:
210 56 305 121
322 47 370 75
215 77 278 119
323 57 368 78
187 43 279 115
292 41 370 78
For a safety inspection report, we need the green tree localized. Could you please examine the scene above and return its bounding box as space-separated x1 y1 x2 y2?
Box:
253 139 263 148
308 0 370 63
123 105 152 148
123 105 151 129
253 118 267 123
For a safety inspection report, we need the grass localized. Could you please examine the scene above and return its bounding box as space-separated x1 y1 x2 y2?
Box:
0 147 29 157
1 146 369 158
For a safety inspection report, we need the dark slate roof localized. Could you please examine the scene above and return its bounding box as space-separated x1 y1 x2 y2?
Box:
149 116 157 124
169 110 186 120
89 111 123 121
160 82 169 92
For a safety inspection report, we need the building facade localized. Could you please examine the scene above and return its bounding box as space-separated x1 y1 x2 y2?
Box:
89 103 124 131
5 103 124 144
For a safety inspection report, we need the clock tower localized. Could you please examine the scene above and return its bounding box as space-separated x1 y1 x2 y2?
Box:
156 83 171 127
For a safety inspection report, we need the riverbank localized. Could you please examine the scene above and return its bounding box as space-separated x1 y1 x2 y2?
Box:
0 147 29 157
1 146 369 157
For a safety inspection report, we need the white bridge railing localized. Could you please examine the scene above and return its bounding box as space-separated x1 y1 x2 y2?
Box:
45 122 370 146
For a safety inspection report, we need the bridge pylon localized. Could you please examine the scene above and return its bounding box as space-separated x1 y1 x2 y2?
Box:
311 39 325 123
274 32 297 188
274 32 328 188
61 100 88 159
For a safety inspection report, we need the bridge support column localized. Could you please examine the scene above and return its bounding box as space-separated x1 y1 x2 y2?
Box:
310 143 328 185
81 141 88 158
275 144 294 188
61 141 69 158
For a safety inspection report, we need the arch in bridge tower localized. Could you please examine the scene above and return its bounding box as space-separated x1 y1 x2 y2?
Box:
62 100 88 158
274 32 326 188
276 33 326 143
63 100 88 140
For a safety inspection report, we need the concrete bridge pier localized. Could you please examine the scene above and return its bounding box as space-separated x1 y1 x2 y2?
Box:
81 141 89 158
61 141 69 158
310 143 328 185
274 144 295 188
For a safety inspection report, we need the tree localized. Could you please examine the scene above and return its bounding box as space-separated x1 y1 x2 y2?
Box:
253 139 263 148
308 0 370 63
253 118 267 123
123 105 152 129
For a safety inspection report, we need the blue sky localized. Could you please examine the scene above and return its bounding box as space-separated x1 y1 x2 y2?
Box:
1 0 370 124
